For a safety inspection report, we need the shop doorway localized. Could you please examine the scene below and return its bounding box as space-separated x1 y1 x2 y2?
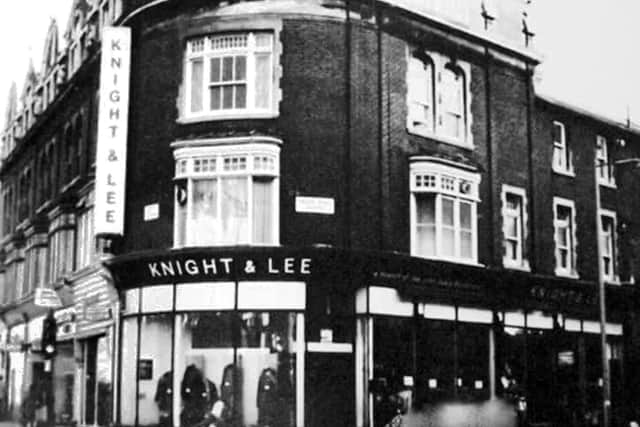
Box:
81 335 112 426
305 352 354 427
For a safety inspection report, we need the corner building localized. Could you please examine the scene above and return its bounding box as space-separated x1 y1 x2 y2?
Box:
2 1 640 427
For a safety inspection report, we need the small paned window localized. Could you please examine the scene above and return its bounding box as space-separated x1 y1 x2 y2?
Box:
185 32 275 119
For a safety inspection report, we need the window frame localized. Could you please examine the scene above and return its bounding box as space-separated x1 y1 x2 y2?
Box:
406 48 473 149
599 209 618 283
410 159 480 264
501 184 529 271
596 135 615 187
553 197 578 278
552 121 574 176
182 31 280 122
172 139 281 248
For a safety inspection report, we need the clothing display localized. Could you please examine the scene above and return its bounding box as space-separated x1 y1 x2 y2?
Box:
180 365 217 427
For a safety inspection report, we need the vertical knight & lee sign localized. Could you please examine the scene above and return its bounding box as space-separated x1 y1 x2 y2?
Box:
95 27 131 235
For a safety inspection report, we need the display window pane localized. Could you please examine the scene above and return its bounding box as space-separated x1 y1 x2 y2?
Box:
221 177 248 243
138 315 173 427
526 329 555 423
415 319 455 405
457 323 490 400
373 317 414 427
555 332 582 425
120 318 139 426
237 312 298 427
53 342 75 424
175 312 234 427
496 326 525 401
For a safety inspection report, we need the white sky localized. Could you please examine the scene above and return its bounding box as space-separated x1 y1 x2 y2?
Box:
0 1 639 126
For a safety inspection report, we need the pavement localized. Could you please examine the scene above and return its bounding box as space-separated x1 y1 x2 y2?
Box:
0 422 21 427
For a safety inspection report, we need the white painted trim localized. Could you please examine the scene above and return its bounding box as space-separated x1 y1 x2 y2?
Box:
237 281 305 310
175 281 235 311
306 342 353 353
368 287 413 317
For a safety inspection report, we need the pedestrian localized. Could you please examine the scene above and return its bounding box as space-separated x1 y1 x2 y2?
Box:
20 385 37 427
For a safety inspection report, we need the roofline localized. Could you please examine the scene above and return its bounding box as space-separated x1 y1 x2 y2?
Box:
375 0 542 65
536 92 640 137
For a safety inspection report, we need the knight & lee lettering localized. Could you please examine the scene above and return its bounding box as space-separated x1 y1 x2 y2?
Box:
147 256 312 279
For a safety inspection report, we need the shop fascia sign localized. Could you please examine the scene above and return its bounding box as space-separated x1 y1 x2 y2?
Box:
94 26 131 236
145 254 312 282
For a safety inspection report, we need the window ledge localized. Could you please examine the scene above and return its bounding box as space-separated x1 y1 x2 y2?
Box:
407 126 474 151
413 254 482 267
172 242 281 250
503 260 531 272
177 111 279 124
552 167 575 178
554 270 579 280
598 180 617 189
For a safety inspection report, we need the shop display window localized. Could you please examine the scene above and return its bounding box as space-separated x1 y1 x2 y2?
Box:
120 305 301 427
456 323 490 401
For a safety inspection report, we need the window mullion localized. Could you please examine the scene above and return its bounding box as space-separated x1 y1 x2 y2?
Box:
435 194 441 258
247 174 253 244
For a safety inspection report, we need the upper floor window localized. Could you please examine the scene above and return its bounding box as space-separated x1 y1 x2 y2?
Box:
407 50 472 147
501 185 529 270
184 32 276 120
173 140 280 247
552 121 573 175
410 159 480 263
596 135 615 186
599 210 617 283
553 197 577 277
76 193 96 269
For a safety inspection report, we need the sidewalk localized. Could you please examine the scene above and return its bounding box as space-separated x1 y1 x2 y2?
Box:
0 422 21 427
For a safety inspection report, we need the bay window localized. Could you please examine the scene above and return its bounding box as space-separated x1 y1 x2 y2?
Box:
184 32 276 119
410 160 480 263
173 140 280 247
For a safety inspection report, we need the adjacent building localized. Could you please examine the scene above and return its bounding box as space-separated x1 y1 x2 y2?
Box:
0 0 639 426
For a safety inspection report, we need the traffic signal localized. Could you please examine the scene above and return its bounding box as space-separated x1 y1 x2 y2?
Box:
41 311 57 358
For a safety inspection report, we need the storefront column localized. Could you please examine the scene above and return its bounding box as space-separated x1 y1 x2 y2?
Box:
489 327 496 399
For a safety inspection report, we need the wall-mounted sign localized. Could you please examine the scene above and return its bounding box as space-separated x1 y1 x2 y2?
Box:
295 196 335 215
34 288 62 308
95 26 131 236
138 359 153 380
143 203 160 221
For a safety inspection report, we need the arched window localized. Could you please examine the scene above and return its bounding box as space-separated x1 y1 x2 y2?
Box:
407 52 435 132
441 64 466 140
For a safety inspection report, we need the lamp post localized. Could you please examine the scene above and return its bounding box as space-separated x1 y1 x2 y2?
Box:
594 155 640 427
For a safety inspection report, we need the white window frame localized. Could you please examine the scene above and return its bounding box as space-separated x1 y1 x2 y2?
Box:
552 121 574 176
501 185 529 270
596 135 615 187
406 49 473 149
182 31 279 122
553 197 578 278
599 209 618 283
172 138 281 248
410 159 480 264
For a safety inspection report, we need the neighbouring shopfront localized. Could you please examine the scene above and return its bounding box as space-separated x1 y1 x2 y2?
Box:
104 247 636 427
72 267 118 426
